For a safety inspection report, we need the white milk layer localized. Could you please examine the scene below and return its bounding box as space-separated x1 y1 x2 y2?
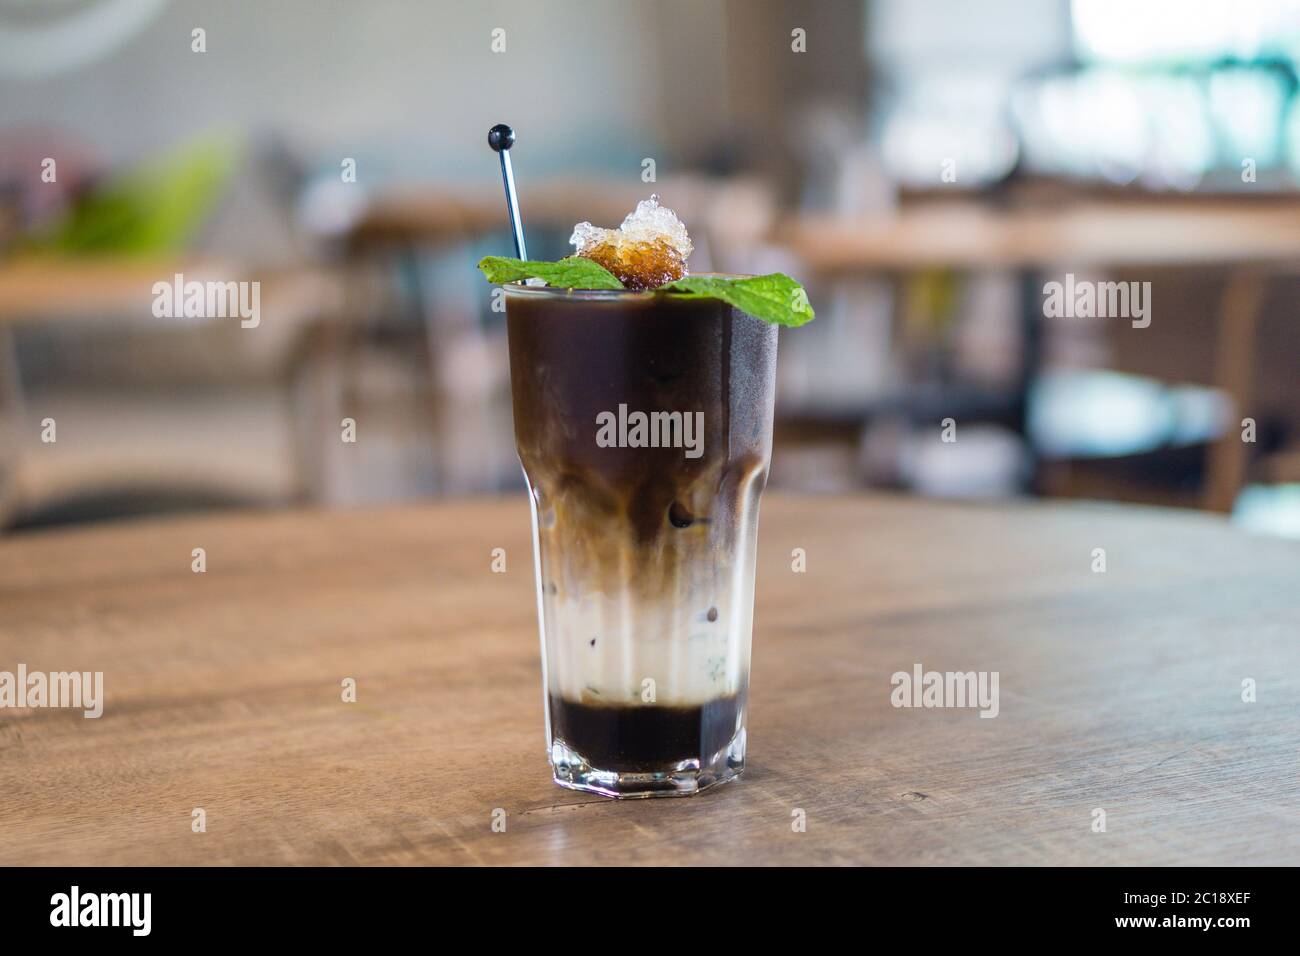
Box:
540 581 755 706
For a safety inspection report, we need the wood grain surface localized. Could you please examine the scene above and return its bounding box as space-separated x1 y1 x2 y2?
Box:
1 494 1297 866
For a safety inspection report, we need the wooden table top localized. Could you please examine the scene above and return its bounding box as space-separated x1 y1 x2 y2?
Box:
2 494 1297 866
782 200 1300 272
0 259 344 325
348 175 740 250
0 258 225 323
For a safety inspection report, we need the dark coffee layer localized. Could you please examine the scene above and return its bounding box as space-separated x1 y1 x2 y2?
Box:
550 694 744 772
506 290 777 599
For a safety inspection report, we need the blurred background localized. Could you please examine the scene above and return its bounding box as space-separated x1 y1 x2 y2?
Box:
2 0 1299 536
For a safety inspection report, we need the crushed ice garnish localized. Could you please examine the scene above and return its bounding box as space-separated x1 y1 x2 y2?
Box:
568 195 692 290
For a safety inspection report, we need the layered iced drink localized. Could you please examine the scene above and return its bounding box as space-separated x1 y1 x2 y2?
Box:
493 198 795 797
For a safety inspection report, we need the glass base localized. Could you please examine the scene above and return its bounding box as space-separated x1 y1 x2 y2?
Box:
549 728 746 799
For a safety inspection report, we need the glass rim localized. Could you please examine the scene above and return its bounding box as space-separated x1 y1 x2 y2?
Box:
502 273 749 301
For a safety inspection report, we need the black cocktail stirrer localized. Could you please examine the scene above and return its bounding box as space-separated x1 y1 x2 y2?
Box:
488 123 527 259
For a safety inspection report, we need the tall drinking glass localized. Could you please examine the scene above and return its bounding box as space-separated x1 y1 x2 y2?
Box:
505 282 778 797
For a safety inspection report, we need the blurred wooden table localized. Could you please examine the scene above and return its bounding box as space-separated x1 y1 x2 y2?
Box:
0 258 349 523
782 200 1300 271
0 258 244 322
2 495 1298 866
347 175 748 251
782 199 1300 512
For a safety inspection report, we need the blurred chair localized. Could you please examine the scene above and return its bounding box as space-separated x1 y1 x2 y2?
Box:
0 261 346 528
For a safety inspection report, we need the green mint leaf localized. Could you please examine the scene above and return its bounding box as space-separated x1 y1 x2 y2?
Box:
477 255 624 290
660 273 815 327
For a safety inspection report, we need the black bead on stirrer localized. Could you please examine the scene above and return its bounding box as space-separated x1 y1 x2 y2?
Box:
488 123 527 260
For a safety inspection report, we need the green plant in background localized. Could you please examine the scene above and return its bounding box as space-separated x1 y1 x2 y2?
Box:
25 135 241 256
